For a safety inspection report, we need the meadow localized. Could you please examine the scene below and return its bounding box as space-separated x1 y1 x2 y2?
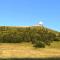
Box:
0 42 60 58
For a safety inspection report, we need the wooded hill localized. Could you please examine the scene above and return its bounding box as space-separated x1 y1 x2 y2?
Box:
0 26 60 48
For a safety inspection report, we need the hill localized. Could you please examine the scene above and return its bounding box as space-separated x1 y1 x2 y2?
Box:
0 26 60 58
0 26 60 48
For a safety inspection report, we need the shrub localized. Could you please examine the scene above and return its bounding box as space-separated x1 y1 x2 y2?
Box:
33 41 45 48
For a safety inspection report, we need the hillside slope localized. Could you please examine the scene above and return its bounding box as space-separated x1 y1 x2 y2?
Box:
0 26 60 48
0 26 60 58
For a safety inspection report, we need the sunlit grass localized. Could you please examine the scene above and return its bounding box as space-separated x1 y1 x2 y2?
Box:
0 42 60 58
48 41 60 49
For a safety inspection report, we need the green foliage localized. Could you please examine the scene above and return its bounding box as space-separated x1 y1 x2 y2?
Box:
0 26 59 48
34 41 45 48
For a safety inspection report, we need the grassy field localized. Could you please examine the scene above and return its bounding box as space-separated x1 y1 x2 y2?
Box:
47 41 60 49
0 42 60 58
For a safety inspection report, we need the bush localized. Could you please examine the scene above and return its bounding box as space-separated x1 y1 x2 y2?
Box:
33 41 45 48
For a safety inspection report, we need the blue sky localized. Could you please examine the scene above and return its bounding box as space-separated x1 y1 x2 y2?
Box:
0 0 60 31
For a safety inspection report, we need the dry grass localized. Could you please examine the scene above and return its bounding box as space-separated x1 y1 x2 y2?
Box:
47 41 60 49
0 43 60 58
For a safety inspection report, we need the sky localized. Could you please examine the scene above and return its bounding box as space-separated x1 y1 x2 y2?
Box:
0 0 60 31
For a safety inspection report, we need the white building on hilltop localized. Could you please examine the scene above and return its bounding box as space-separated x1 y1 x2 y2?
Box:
33 21 43 26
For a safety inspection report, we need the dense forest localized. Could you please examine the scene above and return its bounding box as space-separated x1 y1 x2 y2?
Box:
0 26 60 48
